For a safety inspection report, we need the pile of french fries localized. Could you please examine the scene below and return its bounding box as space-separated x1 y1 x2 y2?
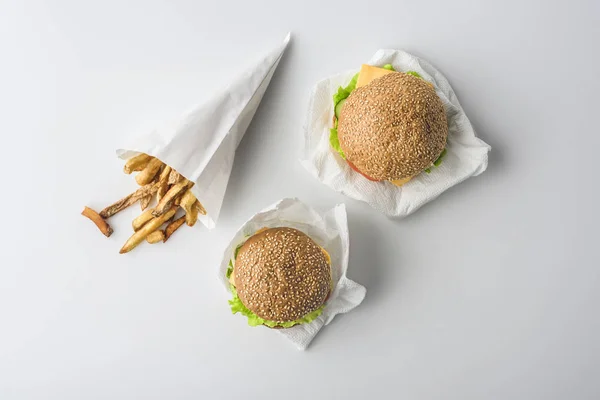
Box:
81 153 206 253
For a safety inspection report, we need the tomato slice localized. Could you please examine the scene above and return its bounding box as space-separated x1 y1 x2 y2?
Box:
346 160 379 181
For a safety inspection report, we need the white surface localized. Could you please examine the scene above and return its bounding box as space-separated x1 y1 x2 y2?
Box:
302 49 491 216
0 0 599 399
218 199 365 350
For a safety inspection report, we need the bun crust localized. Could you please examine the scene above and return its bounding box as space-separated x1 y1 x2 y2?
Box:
338 72 448 181
234 228 331 322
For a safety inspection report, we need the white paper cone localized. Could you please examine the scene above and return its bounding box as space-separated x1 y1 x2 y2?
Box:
301 49 491 217
218 198 366 350
117 33 291 229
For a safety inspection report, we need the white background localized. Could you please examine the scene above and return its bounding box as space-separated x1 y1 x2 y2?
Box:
1 0 599 399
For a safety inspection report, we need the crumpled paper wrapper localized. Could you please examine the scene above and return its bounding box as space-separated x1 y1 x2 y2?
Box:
218 198 366 350
117 33 291 229
301 49 491 217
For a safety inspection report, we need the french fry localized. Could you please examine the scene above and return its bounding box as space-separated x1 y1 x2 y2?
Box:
140 194 152 211
82 206 113 237
99 182 158 218
157 166 172 202
168 169 181 185
153 180 190 217
194 200 207 215
180 189 196 209
132 208 155 231
86 154 202 252
123 153 151 174
186 205 199 226
135 158 164 186
180 189 198 226
146 230 165 244
164 215 186 242
119 207 177 253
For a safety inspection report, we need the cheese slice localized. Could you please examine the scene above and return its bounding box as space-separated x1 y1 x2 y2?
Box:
229 268 236 286
390 176 413 187
356 64 396 88
254 227 269 235
321 247 331 266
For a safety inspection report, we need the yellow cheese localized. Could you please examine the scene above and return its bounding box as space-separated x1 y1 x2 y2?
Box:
356 64 396 88
229 268 236 286
390 176 413 187
321 247 331 266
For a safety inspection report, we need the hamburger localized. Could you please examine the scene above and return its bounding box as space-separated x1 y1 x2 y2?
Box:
330 64 448 186
226 227 332 328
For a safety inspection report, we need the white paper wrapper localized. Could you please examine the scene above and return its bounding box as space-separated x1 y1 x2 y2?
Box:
301 49 491 217
218 198 366 350
117 34 291 229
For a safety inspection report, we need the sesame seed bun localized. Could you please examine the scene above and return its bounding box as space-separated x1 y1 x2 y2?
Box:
337 72 448 181
234 227 331 323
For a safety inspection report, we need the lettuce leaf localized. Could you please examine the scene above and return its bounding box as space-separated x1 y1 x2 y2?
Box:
433 148 446 166
329 128 346 159
382 64 395 71
228 283 324 328
333 73 359 107
425 148 447 173
233 242 243 260
330 73 360 158
406 70 422 78
226 260 233 279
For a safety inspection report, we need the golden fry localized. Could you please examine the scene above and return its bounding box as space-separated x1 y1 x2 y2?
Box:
123 153 151 174
146 230 165 244
132 208 154 231
180 189 198 226
153 180 191 217
119 207 177 253
194 200 207 215
164 215 186 242
157 166 172 202
82 206 113 237
99 183 158 218
140 194 152 211
180 189 196 209
135 158 164 186
186 205 198 226
168 169 181 185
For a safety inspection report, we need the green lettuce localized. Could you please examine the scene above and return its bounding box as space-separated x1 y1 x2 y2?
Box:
406 70 422 78
233 242 243 260
425 148 447 173
333 73 359 107
228 284 324 328
433 148 447 166
330 73 360 160
329 128 345 159
382 64 395 71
